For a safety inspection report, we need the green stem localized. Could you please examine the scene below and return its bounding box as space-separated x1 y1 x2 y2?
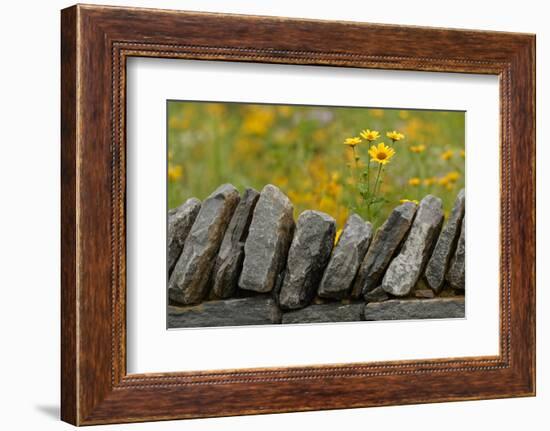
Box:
365 159 370 199
351 146 362 211
373 163 383 197
352 146 359 173
365 163 383 221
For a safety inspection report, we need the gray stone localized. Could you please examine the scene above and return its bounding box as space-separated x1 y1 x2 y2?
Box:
279 211 336 310
364 297 465 320
167 198 201 276
210 243 245 299
211 188 260 298
282 303 364 324
168 184 240 305
414 289 435 299
352 202 417 298
317 214 372 300
382 195 444 297
167 296 281 328
364 286 390 303
425 189 465 293
239 184 295 293
446 218 465 290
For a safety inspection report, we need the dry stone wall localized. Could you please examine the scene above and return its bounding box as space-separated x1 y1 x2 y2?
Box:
168 183 466 328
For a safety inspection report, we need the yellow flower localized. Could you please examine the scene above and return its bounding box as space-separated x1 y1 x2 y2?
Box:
400 199 419 205
344 137 362 147
386 130 405 142
368 142 396 165
371 109 384 118
360 129 380 142
446 171 461 182
399 110 410 119
206 104 226 115
423 177 437 186
460 150 465 158
334 228 343 245
408 177 421 186
438 176 450 186
168 165 183 182
274 175 289 188
242 108 275 135
409 144 426 153
441 149 454 161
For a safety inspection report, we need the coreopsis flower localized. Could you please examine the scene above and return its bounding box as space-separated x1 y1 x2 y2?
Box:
368 142 396 165
408 177 421 186
400 199 419 205
344 137 362 148
423 177 437 186
168 165 183 182
441 149 454 161
360 129 380 142
438 176 450 186
446 171 461 182
409 144 426 153
386 130 405 142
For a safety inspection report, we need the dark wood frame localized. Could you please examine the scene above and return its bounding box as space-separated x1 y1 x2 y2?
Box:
61 4 536 426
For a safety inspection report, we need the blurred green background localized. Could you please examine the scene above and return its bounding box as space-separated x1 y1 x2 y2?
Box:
167 101 464 229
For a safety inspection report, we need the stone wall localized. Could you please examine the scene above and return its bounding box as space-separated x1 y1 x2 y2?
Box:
167 183 465 328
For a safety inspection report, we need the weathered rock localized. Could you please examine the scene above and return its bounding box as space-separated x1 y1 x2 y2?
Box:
317 214 372 300
425 189 465 293
167 198 202 276
168 296 281 328
446 218 465 290
239 184 295 293
364 297 465 320
364 286 390 303
210 243 245 299
382 195 444 297
168 184 240 305
282 303 363 324
414 289 435 299
211 188 260 298
352 202 417 297
279 211 336 310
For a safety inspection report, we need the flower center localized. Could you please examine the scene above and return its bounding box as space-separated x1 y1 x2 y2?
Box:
377 152 387 160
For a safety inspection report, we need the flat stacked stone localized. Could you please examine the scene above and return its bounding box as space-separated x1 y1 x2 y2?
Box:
382 195 444 297
282 303 364 324
425 189 465 293
168 296 281 328
446 218 465 290
167 198 201 276
364 297 465 320
168 184 240 305
351 202 417 298
317 214 372 300
211 188 260 298
239 184 295 293
279 211 336 310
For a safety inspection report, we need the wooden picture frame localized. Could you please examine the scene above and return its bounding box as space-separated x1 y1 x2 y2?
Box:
61 4 536 425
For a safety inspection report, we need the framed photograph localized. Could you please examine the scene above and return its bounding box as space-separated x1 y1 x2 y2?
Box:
61 4 535 425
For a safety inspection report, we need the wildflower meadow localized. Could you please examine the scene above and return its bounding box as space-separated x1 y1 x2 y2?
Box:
168 101 465 229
